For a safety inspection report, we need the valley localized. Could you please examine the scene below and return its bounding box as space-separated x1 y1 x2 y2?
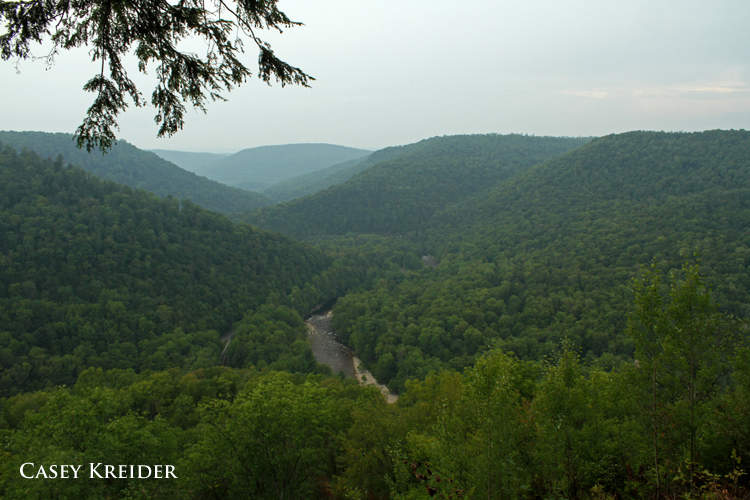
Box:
306 307 398 403
2 1 747 497
0 130 748 500
153 143 372 197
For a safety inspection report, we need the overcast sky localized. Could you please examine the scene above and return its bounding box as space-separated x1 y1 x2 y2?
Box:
2 0 749 153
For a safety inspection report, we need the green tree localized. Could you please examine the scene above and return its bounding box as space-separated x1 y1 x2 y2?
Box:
0 0 311 151
627 264 668 495
627 261 737 495
1 387 182 499
532 346 590 499
663 262 736 492
181 372 346 500
461 351 535 500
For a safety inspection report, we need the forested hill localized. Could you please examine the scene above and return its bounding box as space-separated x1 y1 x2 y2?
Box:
431 129 750 271
0 143 339 395
330 129 750 393
200 143 372 190
240 134 591 240
0 131 273 214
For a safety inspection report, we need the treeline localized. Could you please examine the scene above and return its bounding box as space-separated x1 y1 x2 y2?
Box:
0 131 273 214
330 130 750 393
2 267 748 499
240 134 590 239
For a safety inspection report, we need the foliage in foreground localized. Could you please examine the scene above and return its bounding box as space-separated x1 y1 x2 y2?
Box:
0 0 311 151
1 266 748 500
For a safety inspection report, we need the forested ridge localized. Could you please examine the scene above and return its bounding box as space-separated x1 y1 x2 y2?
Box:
240 134 591 239
149 150 228 176
0 143 351 395
0 131 273 214
261 139 438 202
330 130 750 392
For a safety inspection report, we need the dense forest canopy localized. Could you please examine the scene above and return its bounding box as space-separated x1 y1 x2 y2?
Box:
240 134 591 239
328 130 750 393
0 143 345 395
1 289 748 500
263 156 366 202
0 131 273 214
1 130 749 500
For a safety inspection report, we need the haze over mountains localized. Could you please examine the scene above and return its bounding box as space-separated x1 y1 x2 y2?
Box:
261 137 481 202
240 134 591 239
153 143 371 195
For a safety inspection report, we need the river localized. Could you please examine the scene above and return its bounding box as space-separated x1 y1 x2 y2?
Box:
305 309 398 403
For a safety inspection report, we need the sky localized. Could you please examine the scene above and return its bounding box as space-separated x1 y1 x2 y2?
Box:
2 0 750 153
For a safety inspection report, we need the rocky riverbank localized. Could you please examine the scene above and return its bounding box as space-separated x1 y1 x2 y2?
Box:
306 310 398 403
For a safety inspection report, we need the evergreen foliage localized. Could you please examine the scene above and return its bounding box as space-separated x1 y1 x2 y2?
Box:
0 0 311 150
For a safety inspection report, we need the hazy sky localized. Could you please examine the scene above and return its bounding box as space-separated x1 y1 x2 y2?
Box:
2 0 749 152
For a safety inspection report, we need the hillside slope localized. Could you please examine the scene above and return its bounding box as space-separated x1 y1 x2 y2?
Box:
0 131 273 214
0 143 336 395
241 134 591 239
201 143 372 189
331 130 750 392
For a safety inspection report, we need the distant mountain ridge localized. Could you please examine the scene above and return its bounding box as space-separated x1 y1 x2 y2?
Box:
0 131 273 214
199 143 372 190
240 134 592 239
261 141 436 202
